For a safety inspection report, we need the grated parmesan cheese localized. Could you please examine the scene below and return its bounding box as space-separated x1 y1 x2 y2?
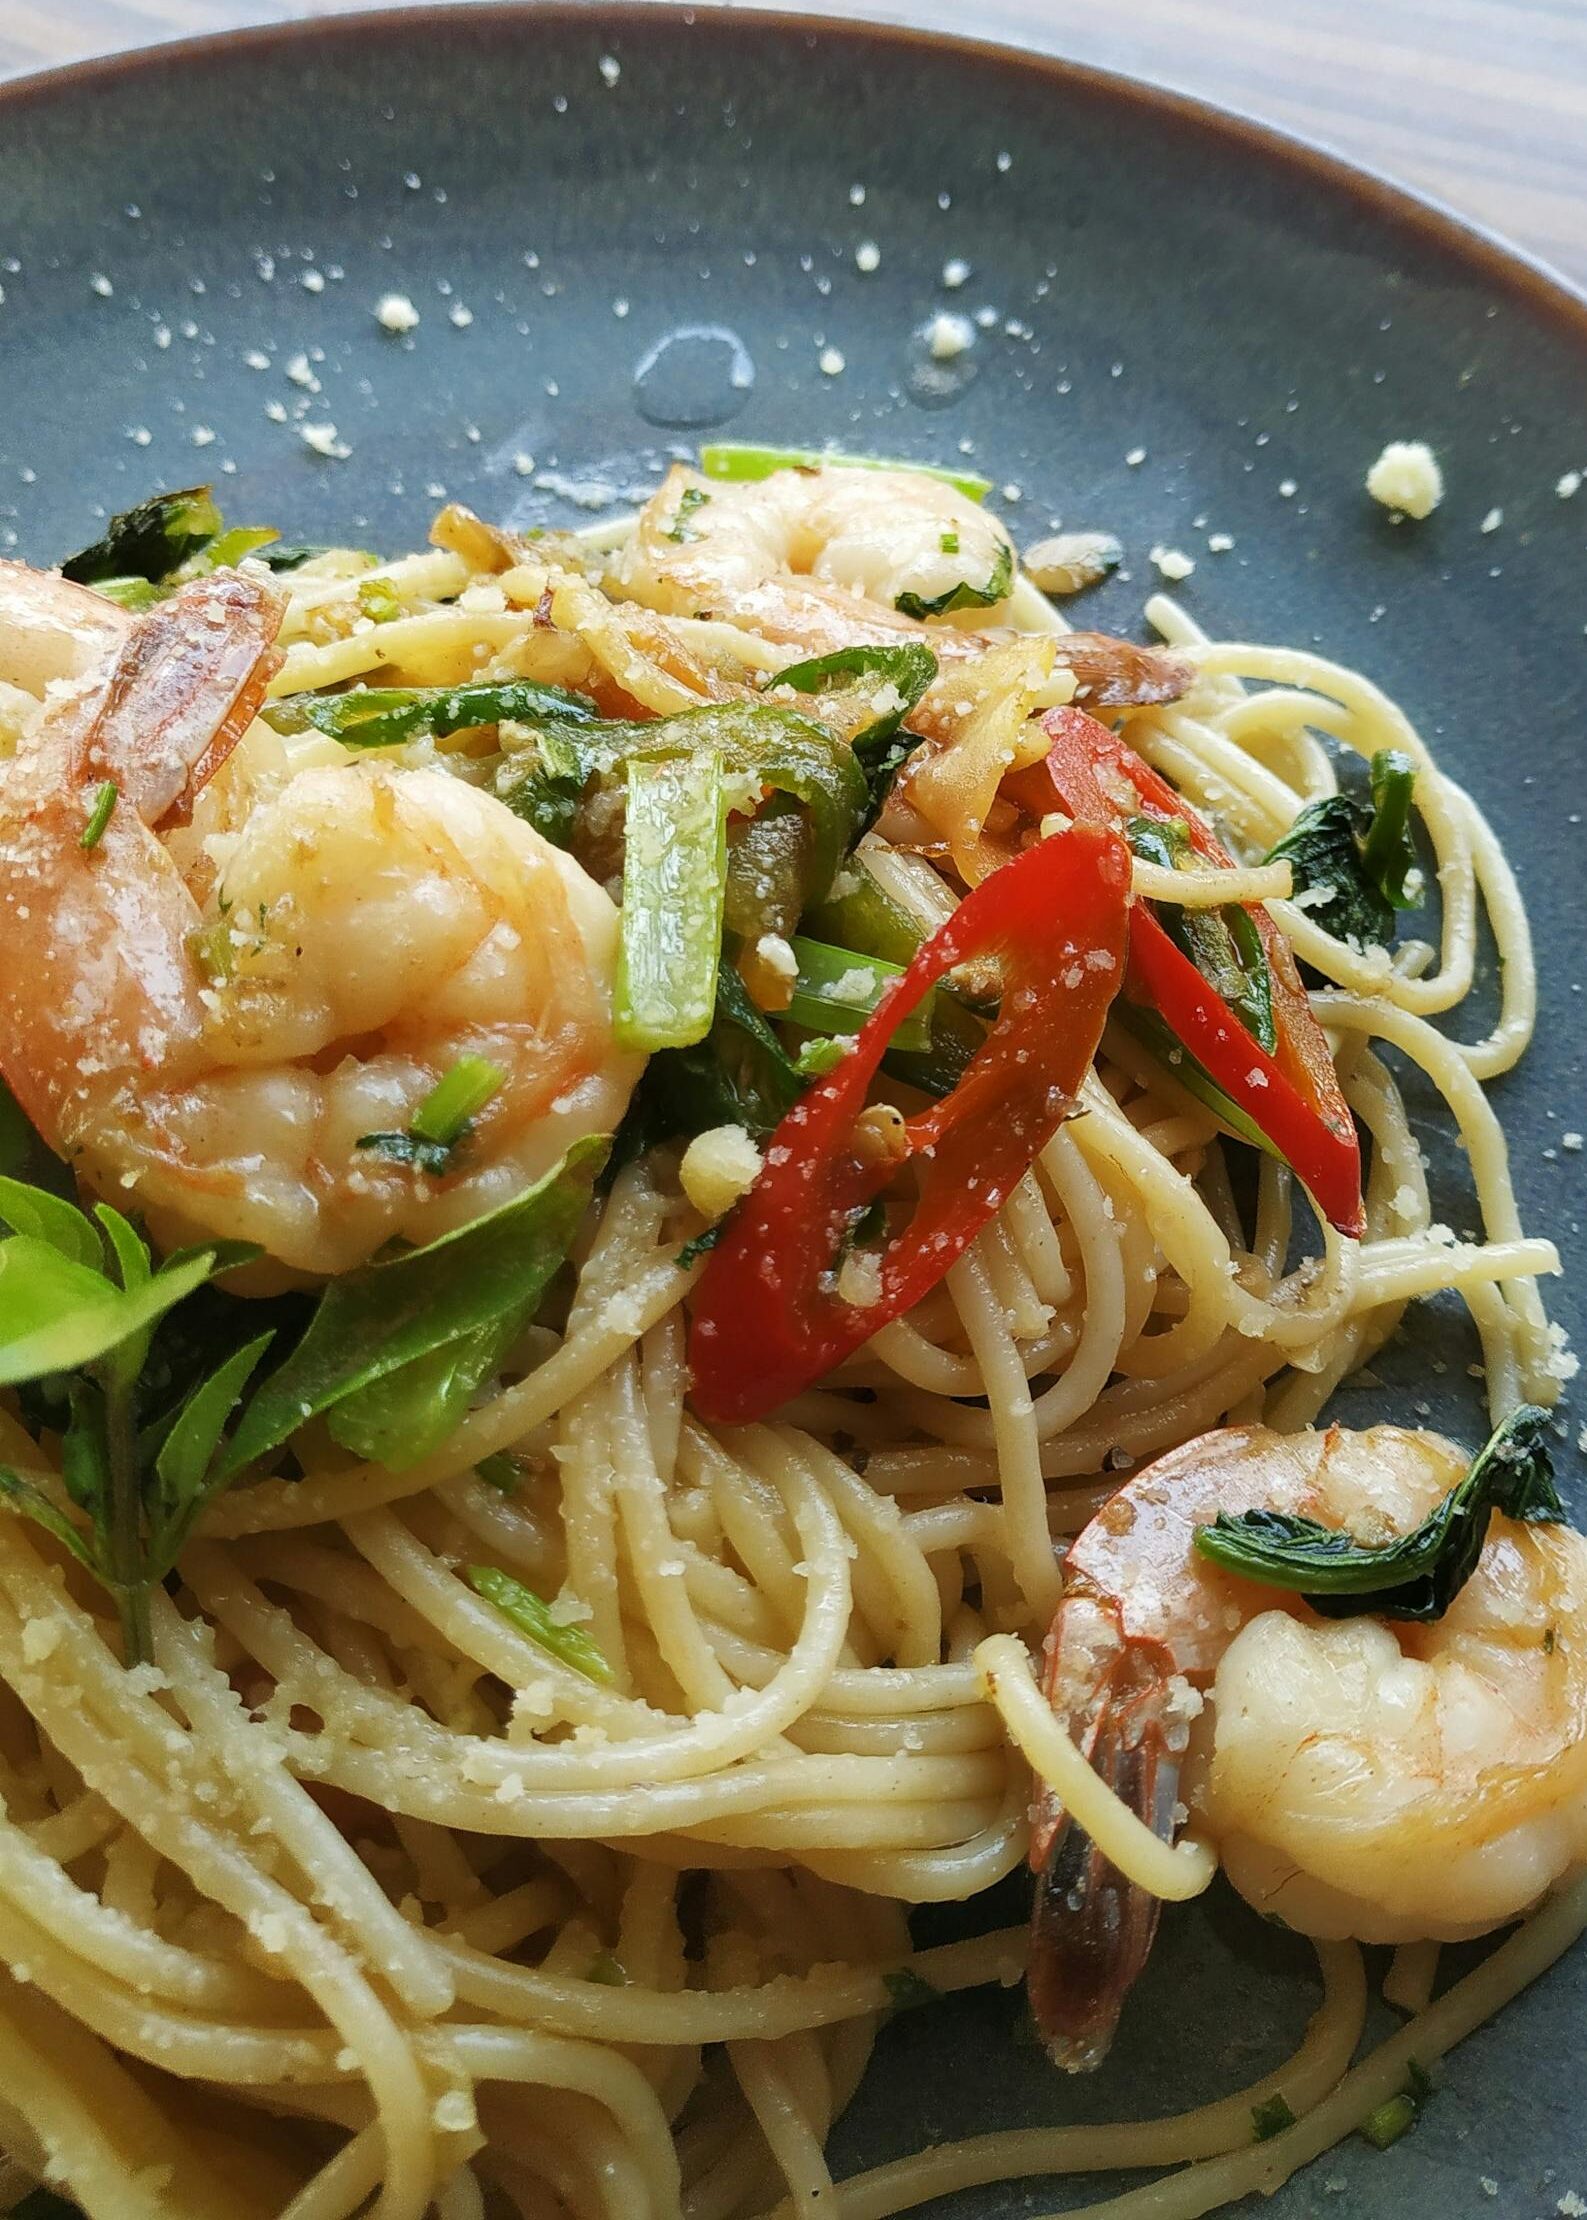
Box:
1365 440 1443 519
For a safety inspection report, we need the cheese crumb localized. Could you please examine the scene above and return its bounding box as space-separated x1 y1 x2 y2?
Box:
680 1126 764 1221
1366 439 1444 519
449 302 474 329
90 273 113 297
1480 505 1503 533
21 1618 60 1665
1556 2196 1586 2219
1150 545 1195 582
855 241 881 273
836 1249 884 1308
299 422 349 459
1207 531 1235 553
1125 446 1146 467
818 345 845 376
1557 470 1581 499
925 311 973 362
375 291 420 333
1563 1131 1583 1152
941 257 971 289
598 53 621 84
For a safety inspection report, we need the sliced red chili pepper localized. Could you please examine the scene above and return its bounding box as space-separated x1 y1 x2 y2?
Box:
688 821 1131 1424
1019 707 1363 1237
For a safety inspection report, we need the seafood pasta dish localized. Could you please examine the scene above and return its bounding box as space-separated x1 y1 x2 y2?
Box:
0 449 1575 2220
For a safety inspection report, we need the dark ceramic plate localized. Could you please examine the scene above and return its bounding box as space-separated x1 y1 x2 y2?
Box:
2 8 1585 2214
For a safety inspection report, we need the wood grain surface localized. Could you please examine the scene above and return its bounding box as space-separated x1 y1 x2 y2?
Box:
3 0 1585 290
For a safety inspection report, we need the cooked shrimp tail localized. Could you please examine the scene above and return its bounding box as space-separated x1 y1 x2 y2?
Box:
1029 1598 1191 2070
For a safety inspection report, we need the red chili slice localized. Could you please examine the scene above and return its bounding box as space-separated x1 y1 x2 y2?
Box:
688 821 1131 1425
1023 707 1363 1238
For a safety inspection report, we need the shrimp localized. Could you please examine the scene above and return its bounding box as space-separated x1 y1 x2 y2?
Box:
0 563 643 1279
1030 1422 1587 2069
611 465 1191 710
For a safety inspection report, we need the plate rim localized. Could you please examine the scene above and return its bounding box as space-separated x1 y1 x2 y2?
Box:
4 0 1587 341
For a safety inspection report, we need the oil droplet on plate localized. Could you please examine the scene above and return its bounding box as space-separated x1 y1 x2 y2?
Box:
907 311 978 408
632 324 755 428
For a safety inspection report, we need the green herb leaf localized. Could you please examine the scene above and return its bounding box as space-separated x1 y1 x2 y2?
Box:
79 781 119 851
895 537 1013 621
466 1564 614 1683
475 1451 526 1494
1195 1405 1562 1622
0 1467 98 1572
61 488 223 586
1112 1004 1284 1161
0 1177 102 1271
1251 2094 1297 2142
151 1334 274 1563
1266 750 1421 949
616 963 807 1162
222 1136 606 1478
699 443 993 503
93 1205 151 1293
257 542 343 572
665 485 712 542
676 1223 726 1268
354 1130 455 1176
266 678 602 752
0 1238 213 1388
882 1967 942 2011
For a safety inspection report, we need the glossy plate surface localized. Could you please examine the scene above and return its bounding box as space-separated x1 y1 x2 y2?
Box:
2 10 1585 2212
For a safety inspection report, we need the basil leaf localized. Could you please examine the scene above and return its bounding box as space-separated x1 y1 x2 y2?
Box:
327 1314 524 1471
257 542 346 572
466 1563 614 1683
0 1176 101 1271
895 537 1012 620
221 1135 606 1477
267 678 602 752
1266 750 1421 950
767 641 938 831
93 1204 152 1292
1251 2094 1297 2142
61 486 222 585
152 1334 274 1546
1195 1406 1562 1622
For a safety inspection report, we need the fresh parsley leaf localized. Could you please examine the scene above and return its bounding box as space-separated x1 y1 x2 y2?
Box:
665 485 712 542
676 1223 726 1268
1195 1405 1561 1621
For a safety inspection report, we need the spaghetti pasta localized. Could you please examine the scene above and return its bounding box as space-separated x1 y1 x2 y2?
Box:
0 458 1573 2220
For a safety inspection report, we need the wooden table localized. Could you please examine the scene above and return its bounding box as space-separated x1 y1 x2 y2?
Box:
3 0 1586 291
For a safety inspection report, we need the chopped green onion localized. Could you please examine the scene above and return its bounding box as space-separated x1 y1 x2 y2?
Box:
616 750 730 1052
1251 2094 1297 2142
179 525 281 577
785 935 932 1052
699 441 992 503
939 529 960 554
411 1058 506 1148
356 575 405 624
79 781 118 852
475 1452 525 1494
1359 2093 1417 2150
466 1564 614 1683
